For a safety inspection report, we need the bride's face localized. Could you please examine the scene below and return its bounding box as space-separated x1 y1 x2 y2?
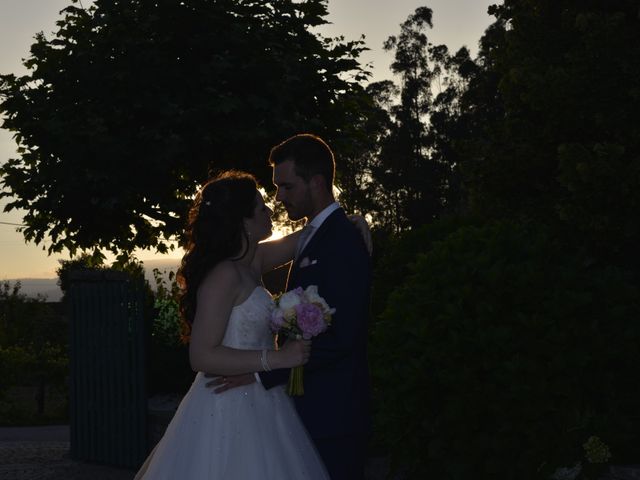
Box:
245 193 273 242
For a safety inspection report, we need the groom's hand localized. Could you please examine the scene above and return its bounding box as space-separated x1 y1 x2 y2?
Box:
204 373 256 394
348 214 373 255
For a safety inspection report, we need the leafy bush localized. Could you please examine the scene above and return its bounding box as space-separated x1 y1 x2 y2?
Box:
370 216 474 318
0 281 69 424
556 142 640 268
151 269 185 348
0 345 34 387
0 280 67 347
371 221 640 479
147 269 193 395
0 344 69 425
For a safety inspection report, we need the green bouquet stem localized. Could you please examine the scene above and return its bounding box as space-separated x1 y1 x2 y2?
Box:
287 366 304 396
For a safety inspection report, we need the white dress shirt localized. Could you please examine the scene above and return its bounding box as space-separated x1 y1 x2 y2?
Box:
297 202 340 255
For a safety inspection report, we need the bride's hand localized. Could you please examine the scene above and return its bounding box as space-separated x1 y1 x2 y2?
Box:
278 338 311 368
348 214 373 255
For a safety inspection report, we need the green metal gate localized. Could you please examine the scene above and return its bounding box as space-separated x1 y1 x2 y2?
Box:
68 270 147 468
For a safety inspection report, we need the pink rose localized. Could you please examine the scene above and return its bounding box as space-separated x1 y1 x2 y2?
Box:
294 303 327 339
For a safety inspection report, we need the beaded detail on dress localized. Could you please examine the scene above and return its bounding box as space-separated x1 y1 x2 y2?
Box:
221 286 274 350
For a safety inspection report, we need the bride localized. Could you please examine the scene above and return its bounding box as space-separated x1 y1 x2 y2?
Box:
135 170 366 479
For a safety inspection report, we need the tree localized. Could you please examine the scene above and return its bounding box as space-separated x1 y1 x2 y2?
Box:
56 252 105 300
330 81 395 221
367 2 640 477
454 0 640 266
369 7 470 232
0 0 369 256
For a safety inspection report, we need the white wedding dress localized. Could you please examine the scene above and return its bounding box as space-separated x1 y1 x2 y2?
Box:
136 286 329 479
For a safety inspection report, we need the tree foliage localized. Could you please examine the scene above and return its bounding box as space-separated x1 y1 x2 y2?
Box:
367 0 640 248
453 0 640 265
329 80 395 221
363 8 472 232
372 221 640 479
368 1 640 477
0 0 368 255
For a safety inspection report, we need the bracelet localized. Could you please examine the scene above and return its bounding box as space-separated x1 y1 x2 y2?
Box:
260 349 272 372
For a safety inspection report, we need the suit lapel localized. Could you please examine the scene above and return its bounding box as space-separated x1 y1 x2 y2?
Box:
287 208 344 287
295 208 343 264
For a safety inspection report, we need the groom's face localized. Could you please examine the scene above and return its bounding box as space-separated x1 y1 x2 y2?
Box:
272 159 313 221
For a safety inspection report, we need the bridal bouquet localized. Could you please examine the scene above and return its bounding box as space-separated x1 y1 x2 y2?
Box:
270 286 335 396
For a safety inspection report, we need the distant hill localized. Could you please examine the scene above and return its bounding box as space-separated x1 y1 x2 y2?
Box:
4 258 180 303
141 258 181 278
5 278 63 302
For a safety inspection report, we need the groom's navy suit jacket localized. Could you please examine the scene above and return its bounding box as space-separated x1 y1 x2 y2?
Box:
260 207 372 440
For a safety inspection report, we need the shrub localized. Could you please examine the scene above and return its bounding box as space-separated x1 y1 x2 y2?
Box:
147 269 193 395
371 221 640 479
151 269 184 348
0 345 34 388
370 215 474 318
0 281 69 423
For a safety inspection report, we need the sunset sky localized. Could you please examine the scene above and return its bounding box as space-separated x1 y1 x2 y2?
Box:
0 0 496 279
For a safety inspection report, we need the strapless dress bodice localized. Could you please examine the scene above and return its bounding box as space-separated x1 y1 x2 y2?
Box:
221 286 275 350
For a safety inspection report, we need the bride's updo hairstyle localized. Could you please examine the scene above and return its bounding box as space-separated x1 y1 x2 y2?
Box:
178 170 258 327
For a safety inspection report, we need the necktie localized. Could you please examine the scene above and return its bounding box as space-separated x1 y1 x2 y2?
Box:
295 225 314 260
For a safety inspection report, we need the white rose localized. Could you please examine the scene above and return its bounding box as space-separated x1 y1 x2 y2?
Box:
278 289 302 311
304 285 332 314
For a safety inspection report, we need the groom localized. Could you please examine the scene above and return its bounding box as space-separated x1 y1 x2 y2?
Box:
214 133 372 480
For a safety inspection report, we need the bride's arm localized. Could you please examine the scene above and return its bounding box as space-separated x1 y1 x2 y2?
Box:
253 229 303 274
253 214 373 274
188 262 308 375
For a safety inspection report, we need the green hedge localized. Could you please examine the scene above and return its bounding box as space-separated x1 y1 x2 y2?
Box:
371 220 640 479
1 281 69 424
147 269 193 395
0 344 69 425
370 216 474 319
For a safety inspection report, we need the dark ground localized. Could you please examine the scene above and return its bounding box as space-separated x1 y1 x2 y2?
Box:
0 425 392 480
0 426 133 480
2 425 639 480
